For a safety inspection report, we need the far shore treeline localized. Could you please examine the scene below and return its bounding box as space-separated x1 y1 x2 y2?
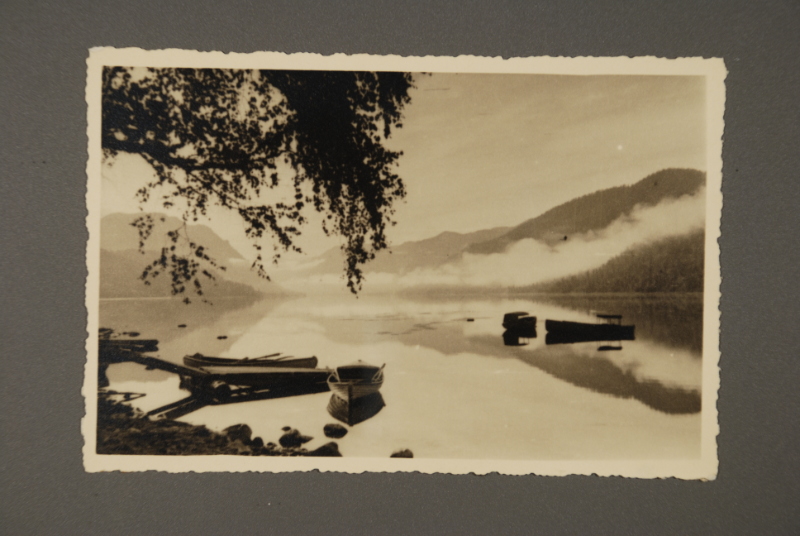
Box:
523 229 704 294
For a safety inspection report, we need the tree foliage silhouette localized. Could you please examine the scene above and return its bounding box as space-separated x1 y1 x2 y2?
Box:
102 67 414 300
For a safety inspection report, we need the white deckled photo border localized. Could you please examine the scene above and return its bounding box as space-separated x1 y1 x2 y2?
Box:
84 48 725 478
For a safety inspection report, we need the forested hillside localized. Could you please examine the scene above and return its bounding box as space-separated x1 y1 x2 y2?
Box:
526 229 705 293
468 168 705 254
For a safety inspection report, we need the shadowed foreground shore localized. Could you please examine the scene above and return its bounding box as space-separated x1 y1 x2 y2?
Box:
97 398 342 457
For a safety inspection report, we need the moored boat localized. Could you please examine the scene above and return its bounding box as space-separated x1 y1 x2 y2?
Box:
544 318 635 343
328 361 385 402
183 353 318 369
185 364 332 391
502 312 537 330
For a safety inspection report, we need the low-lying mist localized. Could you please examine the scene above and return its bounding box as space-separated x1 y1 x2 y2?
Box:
284 188 706 292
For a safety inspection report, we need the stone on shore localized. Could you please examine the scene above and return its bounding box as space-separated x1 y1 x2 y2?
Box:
223 424 252 444
323 423 348 439
279 428 313 448
306 442 342 457
390 449 414 458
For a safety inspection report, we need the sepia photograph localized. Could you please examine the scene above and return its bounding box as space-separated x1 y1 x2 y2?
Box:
83 49 724 477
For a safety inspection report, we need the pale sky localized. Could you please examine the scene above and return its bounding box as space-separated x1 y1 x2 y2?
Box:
101 72 706 262
386 73 705 242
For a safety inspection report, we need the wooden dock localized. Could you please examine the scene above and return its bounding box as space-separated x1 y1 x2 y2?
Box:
98 339 333 418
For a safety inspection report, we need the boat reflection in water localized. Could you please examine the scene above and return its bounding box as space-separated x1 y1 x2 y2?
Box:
502 327 536 347
501 312 538 346
327 392 386 426
495 316 700 415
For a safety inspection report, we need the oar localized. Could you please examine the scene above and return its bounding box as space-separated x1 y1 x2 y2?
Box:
251 353 282 361
372 364 386 382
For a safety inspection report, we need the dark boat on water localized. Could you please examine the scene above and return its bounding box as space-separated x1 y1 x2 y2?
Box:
502 312 537 330
183 353 318 369
502 312 537 342
328 361 385 402
327 392 386 426
181 364 333 401
545 315 635 345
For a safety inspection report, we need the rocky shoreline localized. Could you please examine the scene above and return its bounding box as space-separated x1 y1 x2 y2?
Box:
97 397 414 458
97 397 342 457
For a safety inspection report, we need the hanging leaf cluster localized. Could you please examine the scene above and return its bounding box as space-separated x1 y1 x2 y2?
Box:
102 66 414 298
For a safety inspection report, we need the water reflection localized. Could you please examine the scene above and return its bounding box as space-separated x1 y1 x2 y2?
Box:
148 380 331 420
506 341 700 414
100 296 282 365
501 326 537 346
327 392 386 426
597 344 623 352
544 325 635 345
102 293 703 459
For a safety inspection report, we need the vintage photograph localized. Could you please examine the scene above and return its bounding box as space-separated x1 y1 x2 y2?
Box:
84 49 724 477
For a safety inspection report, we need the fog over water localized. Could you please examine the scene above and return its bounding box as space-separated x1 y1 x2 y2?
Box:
280 187 705 292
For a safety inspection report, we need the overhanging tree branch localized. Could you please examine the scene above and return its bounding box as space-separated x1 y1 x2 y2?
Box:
102 66 414 300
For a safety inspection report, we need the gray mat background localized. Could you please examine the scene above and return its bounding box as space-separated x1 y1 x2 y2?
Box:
2 1 798 534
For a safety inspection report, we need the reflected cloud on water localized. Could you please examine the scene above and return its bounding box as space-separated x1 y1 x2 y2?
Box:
507 341 701 415
499 323 699 414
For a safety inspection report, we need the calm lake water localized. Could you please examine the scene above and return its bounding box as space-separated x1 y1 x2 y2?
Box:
101 292 703 460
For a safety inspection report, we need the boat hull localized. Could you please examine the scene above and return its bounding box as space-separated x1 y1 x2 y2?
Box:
190 365 332 390
328 378 384 402
183 354 318 369
327 361 385 402
502 312 536 330
545 319 635 344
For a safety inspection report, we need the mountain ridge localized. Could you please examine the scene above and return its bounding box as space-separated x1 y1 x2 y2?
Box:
101 213 244 260
298 226 512 277
100 213 292 298
99 249 259 299
467 168 705 255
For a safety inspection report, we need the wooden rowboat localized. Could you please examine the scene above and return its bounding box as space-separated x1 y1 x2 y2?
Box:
328 361 385 402
502 312 537 330
184 365 333 392
183 353 318 369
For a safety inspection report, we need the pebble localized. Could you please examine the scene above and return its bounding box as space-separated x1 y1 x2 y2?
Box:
306 442 342 457
279 428 313 448
323 423 348 439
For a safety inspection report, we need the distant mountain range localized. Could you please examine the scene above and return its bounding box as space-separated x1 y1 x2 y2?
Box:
101 213 244 259
300 226 511 277
99 213 288 299
298 168 706 292
467 168 705 254
102 168 707 296
99 249 259 299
